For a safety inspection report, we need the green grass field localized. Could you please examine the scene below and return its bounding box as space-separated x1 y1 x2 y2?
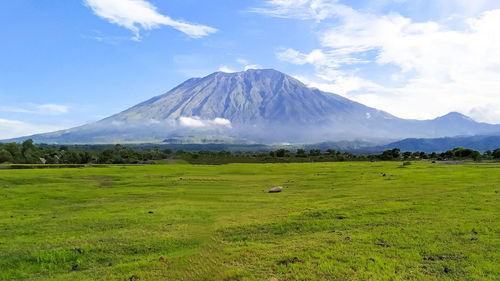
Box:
0 162 499 280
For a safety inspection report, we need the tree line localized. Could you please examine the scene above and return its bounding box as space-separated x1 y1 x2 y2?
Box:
1 139 500 165
0 140 170 165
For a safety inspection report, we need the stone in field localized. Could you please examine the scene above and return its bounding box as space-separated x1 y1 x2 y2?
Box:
375 239 390 247
269 186 283 193
278 257 303 265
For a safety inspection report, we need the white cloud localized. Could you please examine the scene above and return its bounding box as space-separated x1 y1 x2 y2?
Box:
253 0 500 21
37 104 68 115
213 118 231 126
277 48 365 70
236 58 249 64
427 0 500 18
219 59 263 73
259 0 500 123
179 116 206 127
250 0 343 22
0 106 33 114
218 65 237 73
179 116 232 128
0 104 69 115
238 58 262 71
0 119 66 140
84 0 217 40
244 64 262 71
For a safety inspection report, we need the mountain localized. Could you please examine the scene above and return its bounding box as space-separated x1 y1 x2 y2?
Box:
372 135 500 153
4 69 500 144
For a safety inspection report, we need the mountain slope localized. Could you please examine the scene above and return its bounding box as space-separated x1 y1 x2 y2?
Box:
372 135 500 153
4 69 500 144
112 70 393 124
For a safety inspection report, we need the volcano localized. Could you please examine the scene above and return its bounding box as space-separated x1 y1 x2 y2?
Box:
6 69 500 144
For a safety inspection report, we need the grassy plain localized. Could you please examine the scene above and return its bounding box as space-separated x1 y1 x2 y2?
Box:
0 162 499 280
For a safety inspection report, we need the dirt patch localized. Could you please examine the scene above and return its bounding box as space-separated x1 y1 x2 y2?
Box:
84 175 113 188
439 161 465 165
144 175 167 179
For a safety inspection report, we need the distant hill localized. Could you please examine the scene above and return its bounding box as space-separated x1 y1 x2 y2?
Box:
3 69 500 144
373 135 500 153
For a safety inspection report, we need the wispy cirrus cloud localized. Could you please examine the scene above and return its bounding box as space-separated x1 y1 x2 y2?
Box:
84 0 217 40
37 104 68 115
0 104 68 115
250 0 343 21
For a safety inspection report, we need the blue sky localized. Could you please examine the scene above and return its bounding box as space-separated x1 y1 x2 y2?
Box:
1 0 500 139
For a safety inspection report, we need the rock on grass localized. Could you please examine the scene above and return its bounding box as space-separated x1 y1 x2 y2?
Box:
278 257 303 266
269 186 283 193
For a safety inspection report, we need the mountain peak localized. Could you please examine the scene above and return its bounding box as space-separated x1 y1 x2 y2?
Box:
213 68 287 79
437 112 473 121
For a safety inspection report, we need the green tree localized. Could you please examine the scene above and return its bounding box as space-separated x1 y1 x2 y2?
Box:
380 148 400 160
471 150 481 162
483 150 492 160
21 139 40 163
4 143 21 160
402 151 412 159
309 149 321 157
80 151 94 163
61 151 82 164
325 149 337 158
99 149 114 164
22 139 36 153
0 149 13 163
276 149 289 157
296 149 307 158
492 148 500 159
218 151 232 157
390 148 400 159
